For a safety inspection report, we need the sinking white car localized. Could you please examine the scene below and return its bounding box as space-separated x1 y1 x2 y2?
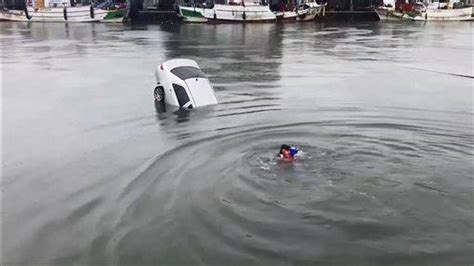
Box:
154 59 218 109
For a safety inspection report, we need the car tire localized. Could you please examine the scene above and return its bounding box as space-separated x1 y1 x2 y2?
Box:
154 86 165 102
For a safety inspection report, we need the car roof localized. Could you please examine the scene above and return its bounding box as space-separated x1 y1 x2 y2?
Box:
163 59 200 70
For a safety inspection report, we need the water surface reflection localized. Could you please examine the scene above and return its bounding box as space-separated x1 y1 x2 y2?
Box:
2 21 473 266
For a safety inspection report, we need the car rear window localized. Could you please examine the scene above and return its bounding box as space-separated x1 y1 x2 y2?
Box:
171 66 206 80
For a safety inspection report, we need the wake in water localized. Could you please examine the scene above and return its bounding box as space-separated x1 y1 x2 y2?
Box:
103 118 473 265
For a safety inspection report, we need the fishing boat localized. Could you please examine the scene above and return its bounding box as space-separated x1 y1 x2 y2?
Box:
178 5 208 22
101 5 127 22
179 0 277 23
0 0 107 22
272 0 324 22
272 0 297 21
102 8 126 22
93 0 126 22
374 6 404 20
375 0 473 21
296 0 324 21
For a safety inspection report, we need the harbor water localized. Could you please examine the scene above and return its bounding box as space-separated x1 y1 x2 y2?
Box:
2 21 473 265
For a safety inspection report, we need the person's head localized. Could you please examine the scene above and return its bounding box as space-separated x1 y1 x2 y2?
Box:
279 144 293 159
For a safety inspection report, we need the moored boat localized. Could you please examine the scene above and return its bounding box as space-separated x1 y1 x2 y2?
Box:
179 0 277 23
296 0 324 21
178 6 208 22
0 0 107 22
272 0 324 22
412 6 472 21
102 7 126 22
95 0 127 22
374 6 407 20
375 1 473 21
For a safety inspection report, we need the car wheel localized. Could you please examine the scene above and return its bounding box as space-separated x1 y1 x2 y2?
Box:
154 86 165 102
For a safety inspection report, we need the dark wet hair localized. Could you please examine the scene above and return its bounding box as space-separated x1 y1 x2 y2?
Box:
279 144 291 155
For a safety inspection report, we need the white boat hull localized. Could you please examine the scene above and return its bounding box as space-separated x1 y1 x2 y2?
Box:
375 6 473 21
374 7 406 20
297 10 316 21
296 5 323 21
178 7 208 23
0 6 107 22
182 16 208 23
414 7 473 21
179 4 276 23
275 11 297 21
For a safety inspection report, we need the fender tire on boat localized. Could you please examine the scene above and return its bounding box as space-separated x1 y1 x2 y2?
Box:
242 11 246 20
213 11 216 20
63 6 68 20
90 6 95 19
24 6 32 20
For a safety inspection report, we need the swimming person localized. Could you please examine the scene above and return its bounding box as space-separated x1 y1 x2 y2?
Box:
277 144 314 181
278 144 301 160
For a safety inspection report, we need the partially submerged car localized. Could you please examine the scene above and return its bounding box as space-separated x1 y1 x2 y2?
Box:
154 59 218 110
